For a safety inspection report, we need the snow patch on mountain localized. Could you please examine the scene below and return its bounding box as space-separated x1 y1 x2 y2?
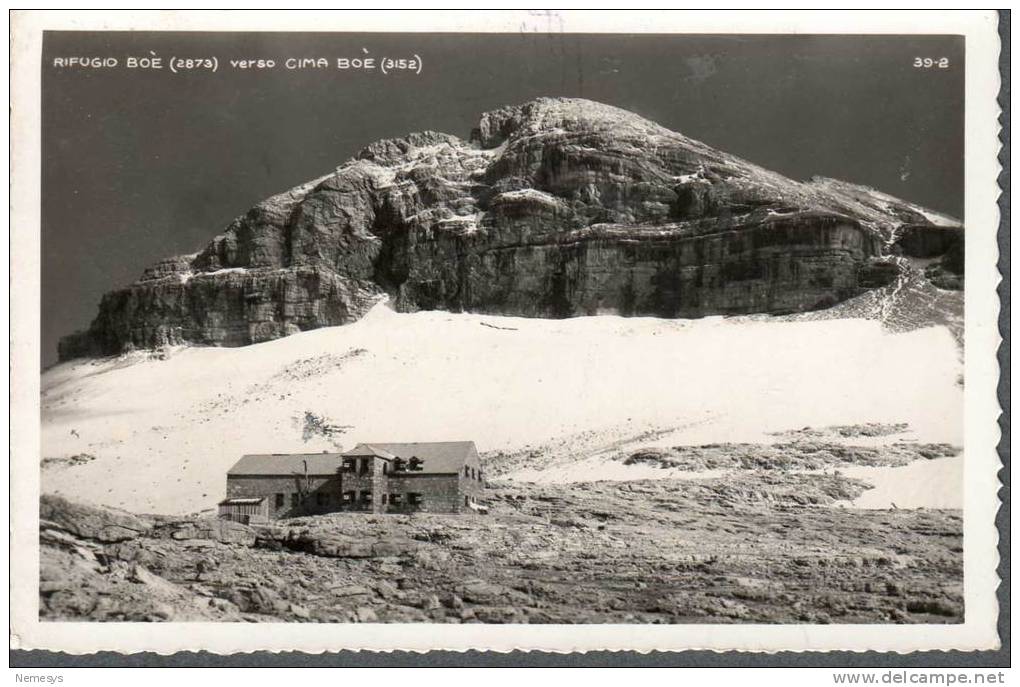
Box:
42 300 962 515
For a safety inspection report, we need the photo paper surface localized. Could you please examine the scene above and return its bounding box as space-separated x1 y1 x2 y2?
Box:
9 10 1004 655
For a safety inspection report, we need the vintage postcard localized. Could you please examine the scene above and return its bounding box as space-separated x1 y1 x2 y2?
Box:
9 11 1004 656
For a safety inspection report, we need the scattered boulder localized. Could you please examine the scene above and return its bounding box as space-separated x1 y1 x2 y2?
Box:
289 603 312 620
40 494 150 543
330 585 373 598
457 580 532 606
235 586 288 616
354 607 378 623
285 532 416 559
164 518 256 546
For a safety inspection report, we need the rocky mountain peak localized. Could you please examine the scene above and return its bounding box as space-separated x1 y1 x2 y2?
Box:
355 130 467 165
472 97 665 148
57 98 964 361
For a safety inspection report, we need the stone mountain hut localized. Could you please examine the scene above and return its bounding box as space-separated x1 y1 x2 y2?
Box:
218 441 486 523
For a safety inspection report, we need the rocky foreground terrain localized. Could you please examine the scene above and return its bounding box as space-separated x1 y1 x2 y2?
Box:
58 97 963 360
41 454 963 624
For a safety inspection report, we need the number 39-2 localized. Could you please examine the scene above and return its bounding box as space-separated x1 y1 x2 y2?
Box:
914 57 950 69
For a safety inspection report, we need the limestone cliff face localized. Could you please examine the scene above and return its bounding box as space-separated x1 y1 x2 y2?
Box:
58 98 964 360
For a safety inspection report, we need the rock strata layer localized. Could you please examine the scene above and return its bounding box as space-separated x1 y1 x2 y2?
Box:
59 98 964 360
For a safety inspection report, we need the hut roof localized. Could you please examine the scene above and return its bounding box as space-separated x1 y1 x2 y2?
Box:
227 453 344 476
341 441 477 474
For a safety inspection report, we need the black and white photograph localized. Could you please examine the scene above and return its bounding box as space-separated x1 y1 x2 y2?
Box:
9 10 1004 659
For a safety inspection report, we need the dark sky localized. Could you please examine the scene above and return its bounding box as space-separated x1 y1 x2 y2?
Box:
41 32 964 365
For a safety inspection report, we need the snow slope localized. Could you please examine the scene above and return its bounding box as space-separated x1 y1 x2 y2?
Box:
841 454 963 510
41 301 963 515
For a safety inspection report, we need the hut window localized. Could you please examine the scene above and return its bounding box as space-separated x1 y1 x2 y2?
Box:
275 493 284 509
342 491 355 502
360 490 372 504
290 493 299 508
382 462 388 475
464 466 470 477
408 493 423 506
381 494 388 505
390 494 402 505
360 458 370 474
342 458 355 472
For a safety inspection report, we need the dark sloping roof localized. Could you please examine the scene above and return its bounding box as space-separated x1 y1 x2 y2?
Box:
342 441 477 474
342 443 397 460
227 453 344 476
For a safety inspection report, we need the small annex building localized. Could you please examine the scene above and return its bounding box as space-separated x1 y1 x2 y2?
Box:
218 441 486 523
